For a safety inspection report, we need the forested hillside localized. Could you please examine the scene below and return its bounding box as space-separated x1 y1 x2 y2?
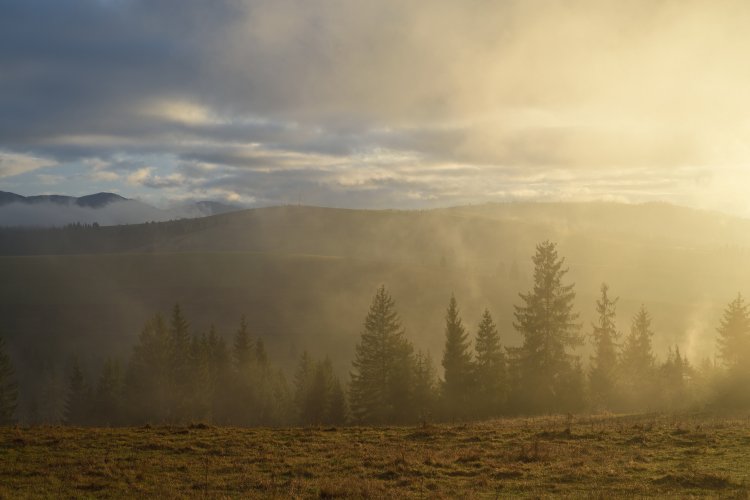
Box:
2 202 750 423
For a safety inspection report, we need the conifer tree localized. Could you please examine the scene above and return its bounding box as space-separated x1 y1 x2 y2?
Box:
206 326 231 424
350 286 415 424
293 351 314 423
125 314 170 423
510 241 582 413
441 294 474 418
327 377 349 425
233 316 253 371
716 293 750 373
93 358 124 426
589 283 620 409
659 346 691 410
64 357 90 425
230 315 260 426
412 350 438 421
36 363 65 424
0 336 18 425
168 303 191 420
620 305 656 409
189 333 212 421
306 359 333 424
474 309 506 417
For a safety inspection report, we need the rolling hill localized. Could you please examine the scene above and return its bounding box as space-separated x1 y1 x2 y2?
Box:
1 201 749 420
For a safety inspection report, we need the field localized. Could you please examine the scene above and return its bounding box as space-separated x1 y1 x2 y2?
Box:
2 413 750 498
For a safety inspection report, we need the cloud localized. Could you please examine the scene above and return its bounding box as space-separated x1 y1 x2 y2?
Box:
127 167 184 189
3 0 750 213
0 151 54 178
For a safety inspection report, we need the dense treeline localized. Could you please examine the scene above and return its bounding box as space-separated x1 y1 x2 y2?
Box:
2 240 750 426
0 215 223 255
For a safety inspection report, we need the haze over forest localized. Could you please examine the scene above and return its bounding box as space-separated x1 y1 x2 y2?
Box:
3 0 750 429
2 199 750 424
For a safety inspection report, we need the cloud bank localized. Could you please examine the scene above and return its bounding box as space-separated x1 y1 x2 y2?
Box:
2 0 750 213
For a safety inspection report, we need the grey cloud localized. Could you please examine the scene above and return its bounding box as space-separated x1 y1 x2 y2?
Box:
2 0 750 212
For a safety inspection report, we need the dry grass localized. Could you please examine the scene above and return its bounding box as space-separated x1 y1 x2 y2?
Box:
1 413 750 498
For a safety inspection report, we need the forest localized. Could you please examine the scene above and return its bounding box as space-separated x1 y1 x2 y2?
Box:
2 240 749 427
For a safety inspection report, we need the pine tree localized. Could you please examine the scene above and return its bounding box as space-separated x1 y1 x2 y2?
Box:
230 317 259 426
327 377 349 425
168 303 191 421
93 358 124 426
0 336 18 425
206 326 231 424
589 283 620 410
233 315 253 371
716 293 750 373
126 314 170 423
350 286 415 424
620 305 656 409
659 346 691 410
510 241 582 413
474 309 506 417
441 294 474 418
306 359 333 424
412 350 438 422
36 362 65 424
64 357 90 425
293 351 314 424
189 333 212 421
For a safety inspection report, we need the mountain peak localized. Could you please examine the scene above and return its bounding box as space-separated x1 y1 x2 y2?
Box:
75 192 129 208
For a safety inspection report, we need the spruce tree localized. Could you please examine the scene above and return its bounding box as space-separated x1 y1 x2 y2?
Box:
64 357 90 425
716 293 750 373
206 326 232 424
306 359 333 424
293 351 314 423
230 316 259 426
125 314 170 423
620 305 656 409
350 286 415 424
189 333 212 421
474 309 506 417
0 336 18 425
412 350 438 422
441 295 474 418
659 346 691 410
93 358 124 426
510 241 582 413
589 283 620 410
327 377 349 425
233 315 253 371
168 303 191 421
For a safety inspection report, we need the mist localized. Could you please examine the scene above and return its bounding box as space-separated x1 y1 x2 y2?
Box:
2 201 750 426
0 198 240 227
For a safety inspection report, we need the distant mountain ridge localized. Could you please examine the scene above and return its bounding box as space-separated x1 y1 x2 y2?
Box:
0 191 128 208
0 190 241 226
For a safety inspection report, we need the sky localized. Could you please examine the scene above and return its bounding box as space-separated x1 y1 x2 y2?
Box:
2 0 750 214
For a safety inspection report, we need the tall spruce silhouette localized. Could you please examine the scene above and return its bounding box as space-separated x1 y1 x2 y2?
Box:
620 305 656 408
441 295 474 418
589 283 620 409
350 286 414 424
716 293 750 372
474 309 506 417
510 241 582 413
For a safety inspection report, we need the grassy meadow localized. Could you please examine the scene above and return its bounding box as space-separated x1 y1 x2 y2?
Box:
2 413 750 498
